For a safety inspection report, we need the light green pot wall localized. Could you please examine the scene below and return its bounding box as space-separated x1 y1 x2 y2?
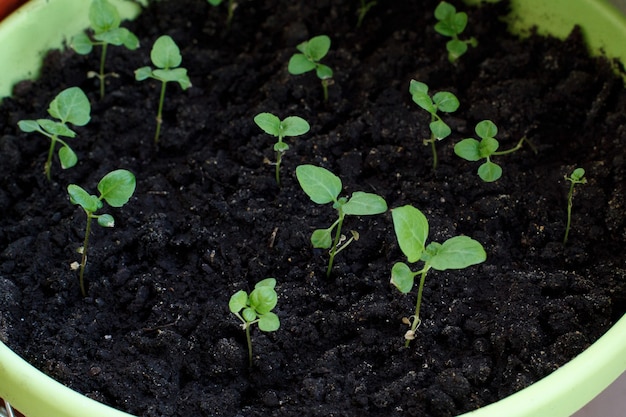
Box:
0 1 625 417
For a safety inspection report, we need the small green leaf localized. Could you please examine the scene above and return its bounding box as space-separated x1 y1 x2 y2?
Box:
571 167 586 181
392 205 429 263
391 262 416 294
254 113 281 136
58 145 77 169
242 307 257 322
296 165 342 205
411 91 436 114
427 236 486 271
68 184 102 213
17 120 42 133
47 87 91 126
475 120 498 139
151 35 182 69
71 33 94 54
281 116 310 137
207 0 223 5
311 228 332 249
343 192 387 216
432 91 459 113
454 138 481 161
134 66 153 81
303 35 331 61
258 312 280 332
95 27 133 47
37 119 76 137
274 142 289 152
229 290 248 313
288 53 316 75
430 119 451 140
255 278 277 289
315 64 333 80
434 1 456 22
97 213 115 228
90 0 121 33
97 169 136 207
249 285 278 314
153 68 191 89
409 80 428 96
478 137 499 157
478 161 502 182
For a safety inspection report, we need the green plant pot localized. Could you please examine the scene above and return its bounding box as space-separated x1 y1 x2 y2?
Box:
0 1 625 416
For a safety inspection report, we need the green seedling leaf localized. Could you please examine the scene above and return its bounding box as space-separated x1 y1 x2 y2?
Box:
296 165 342 204
563 167 587 244
302 35 331 61
390 262 415 294
254 113 281 135
48 87 91 126
433 1 476 62
432 91 460 113
37 119 76 138
311 228 333 249
427 236 487 271
98 169 136 207
72 33 94 54
134 66 153 81
258 312 280 332
68 184 102 213
392 204 428 263
229 290 248 313
343 192 388 216
151 35 182 69
249 285 278 314
153 68 192 89
90 0 121 32
97 214 115 228
430 119 451 140
288 35 334 100
316 64 333 80
287 54 317 74
17 120 40 133
478 161 502 182
58 146 78 169
281 116 311 136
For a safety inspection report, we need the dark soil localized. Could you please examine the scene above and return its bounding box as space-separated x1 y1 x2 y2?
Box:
1 0 626 416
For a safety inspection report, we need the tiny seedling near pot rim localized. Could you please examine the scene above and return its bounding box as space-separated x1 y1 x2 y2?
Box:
434 1 478 62
356 0 377 28
135 35 192 145
71 0 140 99
207 0 236 28
288 35 334 102
67 169 136 297
253 112 310 186
391 204 486 346
296 164 388 277
229 278 280 366
17 86 91 181
454 119 535 182
563 167 587 245
409 79 460 170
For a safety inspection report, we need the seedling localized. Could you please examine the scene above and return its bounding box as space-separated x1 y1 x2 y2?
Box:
229 278 280 366
135 35 192 144
433 1 477 62
207 0 236 27
288 35 334 101
356 0 377 28
17 87 91 181
409 79 459 170
296 164 388 277
71 0 140 99
563 167 587 245
391 204 486 346
454 120 534 182
253 112 310 186
67 169 136 297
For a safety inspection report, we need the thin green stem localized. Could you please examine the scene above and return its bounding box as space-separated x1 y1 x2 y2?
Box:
322 79 330 102
99 43 108 99
245 322 253 367
79 212 94 297
563 184 574 245
326 213 345 277
493 136 531 156
44 137 57 181
154 81 168 144
226 0 235 28
275 151 283 187
405 268 428 347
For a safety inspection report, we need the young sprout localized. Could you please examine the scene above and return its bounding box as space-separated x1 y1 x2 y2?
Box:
71 0 140 99
356 0 377 28
135 35 192 145
296 164 388 277
17 87 91 181
68 169 136 297
563 167 587 245
207 0 236 27
409 79 459 170
253 112 310 186
433 1 478 62
229 278 280 366
391 204 486 346
454 120 534 182
288 35 334 101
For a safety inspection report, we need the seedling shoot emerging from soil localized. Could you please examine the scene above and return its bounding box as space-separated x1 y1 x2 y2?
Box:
391 205 486 346
296 164 388 277
433 1 477 62
67 169 136 297
454 120 534 182
253 112 310 186
17 87 91 181
135 35 191 145
409 80 459 170
563 167 587 245
288 35 334 101
229 278 280 366
207 0 236 28
356 0 377 28
72 0 140 99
